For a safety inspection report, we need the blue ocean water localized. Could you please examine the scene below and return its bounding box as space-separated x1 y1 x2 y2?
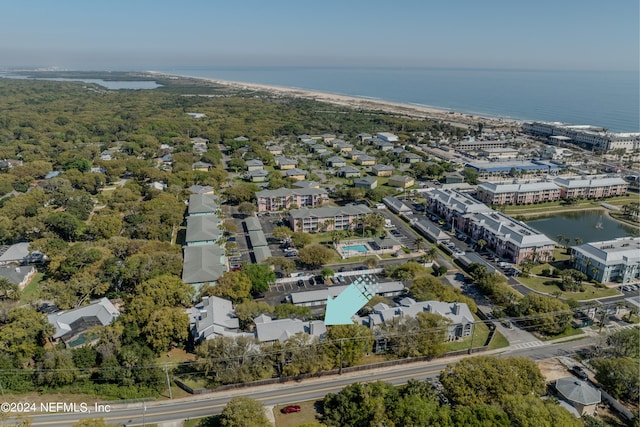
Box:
157 67 639 132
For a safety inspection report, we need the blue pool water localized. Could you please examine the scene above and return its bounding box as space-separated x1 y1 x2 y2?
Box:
343 245 368 252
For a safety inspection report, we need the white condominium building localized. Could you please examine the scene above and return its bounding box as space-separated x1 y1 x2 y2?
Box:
572 237 640 284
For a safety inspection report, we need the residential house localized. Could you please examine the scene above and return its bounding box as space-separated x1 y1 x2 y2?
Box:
292 180 321 189
376 132 399 143
192 161 212 171
311 144 328 154
444 172 464 184
148 181 167 191
348 149 367 160
326 156 347 168
388 175 415 189
246 159 264 171
267 145 283 156
289 282 405 307
188 296 240 342
571 237 640 283
0 265 36 290
555 377 601 417
182 244 227 288
372 164 395 177
274 156 298 170
357 133 372 143
188 194 219 216
188 185 214 195
246 169 269 182
321 133 336 143
289 205 372 233
48 298 120 346
283 168 308 181
336 142 353 153
99 150 114 161
233 136 249 143
256 187 329 212
376 141 395 152
184 215 222 246
338 166 361 178
402 152 422 163
190 137 209 145
383 196 412 215
371 236 401 252
0 243 31 266
356 155 376 166
363 298 474 341
253 314 326 343
354 177 378 190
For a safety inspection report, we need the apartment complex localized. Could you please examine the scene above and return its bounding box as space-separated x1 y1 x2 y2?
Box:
554 175 628 199
255 187 329 212
289 205 372 233
523 121 640 152
476 181 561 205
476 175 627 205
426 189 555 264
571 237 640 284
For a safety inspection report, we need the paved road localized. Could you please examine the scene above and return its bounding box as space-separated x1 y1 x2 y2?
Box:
20 337 595 426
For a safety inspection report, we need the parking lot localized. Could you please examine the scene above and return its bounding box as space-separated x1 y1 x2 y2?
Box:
378 209 418 251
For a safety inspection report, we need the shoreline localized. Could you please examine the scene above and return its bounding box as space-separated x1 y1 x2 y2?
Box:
147 71 521 130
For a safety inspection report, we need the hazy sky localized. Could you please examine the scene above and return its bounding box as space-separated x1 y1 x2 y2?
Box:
1 0 638 70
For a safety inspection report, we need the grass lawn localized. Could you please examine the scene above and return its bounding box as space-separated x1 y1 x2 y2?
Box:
488 331 510 350
445 316 490 352
536 327 584 341
20 272 44 303
273 400 323 427
518 275 618 300
183 415 221 427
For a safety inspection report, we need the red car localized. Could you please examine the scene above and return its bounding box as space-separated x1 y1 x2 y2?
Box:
281 405 301 414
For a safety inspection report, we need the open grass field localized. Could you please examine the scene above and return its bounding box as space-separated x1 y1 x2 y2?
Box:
518 274 619 300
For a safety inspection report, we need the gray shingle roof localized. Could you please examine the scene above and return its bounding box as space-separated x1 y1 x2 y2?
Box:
188 194 219 215
48 298 120 339
182 245 227 284
289 205 372 220
185 215 222 243
556 377 601 406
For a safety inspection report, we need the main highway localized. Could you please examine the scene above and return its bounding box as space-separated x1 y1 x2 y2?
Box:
14 337 594 426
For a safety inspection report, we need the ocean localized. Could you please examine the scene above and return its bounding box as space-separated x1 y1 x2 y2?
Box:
156 67 639 133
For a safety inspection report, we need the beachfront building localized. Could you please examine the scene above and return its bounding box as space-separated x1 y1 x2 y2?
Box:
523 121 640 152
256 187 329 212
289 205 372 233
553 175 628 199
476 180 562 205
571 237 640 284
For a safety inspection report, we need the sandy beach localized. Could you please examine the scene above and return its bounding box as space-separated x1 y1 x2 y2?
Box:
149 71 521 131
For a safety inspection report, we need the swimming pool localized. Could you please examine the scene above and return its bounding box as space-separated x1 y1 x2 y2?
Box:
342 244 368 252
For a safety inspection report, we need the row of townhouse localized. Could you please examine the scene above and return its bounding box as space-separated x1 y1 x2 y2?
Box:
476 175 628 205
255 187 329 212
427 189 555 264
182 193 228 291
188 294 474 344
289 205 372 233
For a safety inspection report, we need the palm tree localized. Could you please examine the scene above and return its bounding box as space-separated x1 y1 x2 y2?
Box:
0 277 18 300
574 237 583 246
414 237 425 251
423 246 438 263
476 239 487 253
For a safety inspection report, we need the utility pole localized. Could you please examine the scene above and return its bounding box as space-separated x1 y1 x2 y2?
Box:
164 365 173 399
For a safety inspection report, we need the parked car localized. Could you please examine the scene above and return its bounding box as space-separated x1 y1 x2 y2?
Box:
297 279 304 287
281 405 301 414
230 265 242 271
570 366 588 381
308 277 315 286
